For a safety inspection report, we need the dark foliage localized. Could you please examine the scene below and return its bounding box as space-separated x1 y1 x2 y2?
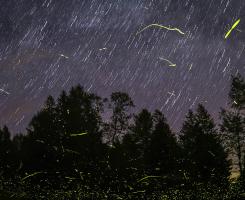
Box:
180 104 231 186
0 74 244 199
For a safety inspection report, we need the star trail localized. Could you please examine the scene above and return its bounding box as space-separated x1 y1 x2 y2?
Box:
0 0 244 134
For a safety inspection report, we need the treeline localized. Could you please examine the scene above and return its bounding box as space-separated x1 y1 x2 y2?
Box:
0 74 244 199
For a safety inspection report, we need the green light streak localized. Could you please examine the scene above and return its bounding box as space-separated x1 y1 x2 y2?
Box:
225 19 240 39
137 175 162 182
64 148 81 155
132 190 146 194
21 172 44 181
70 132 87 137
136 23 185 35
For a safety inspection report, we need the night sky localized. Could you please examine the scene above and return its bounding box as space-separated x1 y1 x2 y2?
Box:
0 0 244 135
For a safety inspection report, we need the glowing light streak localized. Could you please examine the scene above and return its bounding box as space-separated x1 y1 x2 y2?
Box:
225 19 240 39
137 175 162 182
70 132 87 137
159 57 176 67
136 24 185 35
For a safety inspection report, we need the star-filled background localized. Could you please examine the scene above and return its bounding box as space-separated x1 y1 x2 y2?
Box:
0 0 244 135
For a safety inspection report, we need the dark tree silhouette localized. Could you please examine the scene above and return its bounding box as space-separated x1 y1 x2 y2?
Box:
111 92 134 144
0 126 17 177
229 73 245 110
12 133 25 173
142 110 181 193
180 104 231 186
0 77 243 199
220 74 245 179
220 110 244 178
105 92 134 145
21 95 60 171
20 85 106 189
131 109 153 169
144 110 180 176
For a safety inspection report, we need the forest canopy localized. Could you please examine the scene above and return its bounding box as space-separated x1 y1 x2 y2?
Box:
0 73 244 199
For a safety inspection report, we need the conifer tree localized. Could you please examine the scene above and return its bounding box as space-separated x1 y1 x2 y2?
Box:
180 104 231 185
144 110 179 177
220 73 245 178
